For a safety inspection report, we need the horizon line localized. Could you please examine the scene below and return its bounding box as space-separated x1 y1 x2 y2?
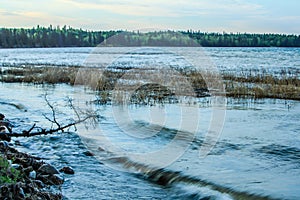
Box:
1 25 299 36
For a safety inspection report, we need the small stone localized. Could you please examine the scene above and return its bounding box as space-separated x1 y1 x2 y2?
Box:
11 164 21 170
7 160 12 165
33 180 45 188
29 170 37 179
1 185 9 196
22 183 35 194
49 136 60 141
83 151 94 156
38 164 59 175
98 147 105 151
23 166 33 175
19 187 25 198
59 166 75 175
0 141 9 149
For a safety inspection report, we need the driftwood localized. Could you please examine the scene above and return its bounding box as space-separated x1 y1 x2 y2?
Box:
0 95 99 141
0 116 94 139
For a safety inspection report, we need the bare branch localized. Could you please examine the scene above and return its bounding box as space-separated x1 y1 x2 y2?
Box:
44 94 61 130
0 95 100 139
67 97 80 120
1 114 97 138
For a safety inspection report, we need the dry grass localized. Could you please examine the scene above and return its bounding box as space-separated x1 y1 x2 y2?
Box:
223 69 300 100
0 65 80 84
1 65 299 101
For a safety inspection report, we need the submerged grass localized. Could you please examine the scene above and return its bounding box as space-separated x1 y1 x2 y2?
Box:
1 65 299 101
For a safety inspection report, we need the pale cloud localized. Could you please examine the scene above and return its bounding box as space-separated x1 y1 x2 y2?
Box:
0 0 299 34
61 0 264 17
0 10 47 22
61 0 182 17
227 14 300 34
0 9 77 28
0 10 20 16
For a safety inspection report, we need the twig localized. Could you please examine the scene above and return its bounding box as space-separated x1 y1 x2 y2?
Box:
67 97 80 120
44 94 61 130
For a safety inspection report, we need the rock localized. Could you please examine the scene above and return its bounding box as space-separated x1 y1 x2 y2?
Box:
98 146 105 151
0 133 11 142
19 187 25 198
33 180 45 188
37 174 49 184
7 159 12 165
83 151 94 156
14 157 34 168
49 174 64 185
23 166 33 175
0 141 9 149
32 160 43 170
22 183 36 194
29 170 37 179
0 185 9 196
0 142 63 199
37 174 63 185
38 164 59 175
49 136 60 141
11 163 21 170
59 166 75 174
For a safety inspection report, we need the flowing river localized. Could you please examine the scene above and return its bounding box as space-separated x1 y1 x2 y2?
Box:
0 47 299 199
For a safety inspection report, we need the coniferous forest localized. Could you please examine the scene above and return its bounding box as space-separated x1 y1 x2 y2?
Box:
0 25 300 48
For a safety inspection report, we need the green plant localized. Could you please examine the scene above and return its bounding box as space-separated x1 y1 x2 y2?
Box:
0 156 22 184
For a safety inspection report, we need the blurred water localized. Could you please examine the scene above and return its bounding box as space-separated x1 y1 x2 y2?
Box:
0 47 300 199
1 47 299 76
1 83 299 199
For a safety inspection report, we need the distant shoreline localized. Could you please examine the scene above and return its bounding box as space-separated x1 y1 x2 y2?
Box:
1 26 300 48
1 46 300 50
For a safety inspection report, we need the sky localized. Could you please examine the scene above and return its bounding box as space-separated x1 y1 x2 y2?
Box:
0 0 299 34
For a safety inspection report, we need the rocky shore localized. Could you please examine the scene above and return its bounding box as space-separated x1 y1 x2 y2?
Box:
0 140 74 199
0 107 92 199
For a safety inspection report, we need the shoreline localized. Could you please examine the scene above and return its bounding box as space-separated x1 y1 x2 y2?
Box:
0 111 75 199
0 141 65 199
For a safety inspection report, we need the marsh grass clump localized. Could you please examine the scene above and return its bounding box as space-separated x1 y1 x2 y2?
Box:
184 71 209 97
129 83 175 105
1 65 299 100
223 73 300 100
0 65 80 85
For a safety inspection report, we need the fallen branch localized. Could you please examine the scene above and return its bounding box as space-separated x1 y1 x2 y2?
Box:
1 115 96 138
0 95 100 140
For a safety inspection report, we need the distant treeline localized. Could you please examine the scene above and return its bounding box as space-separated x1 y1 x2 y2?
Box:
0 25 300 48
